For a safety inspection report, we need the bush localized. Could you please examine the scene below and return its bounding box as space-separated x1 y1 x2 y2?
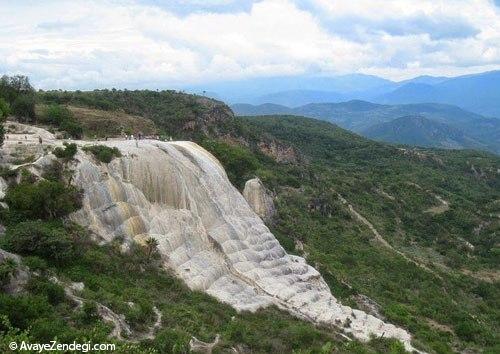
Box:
41 161 64 182
0 221 77 265
26 277 66 306
22 257 48 272
4 180 81 221
30 317 68 343
0 97 9 119
125 299 154 329
82 145 121 163
53 143 78 160
41 104 73 125
201 140 259 189
76 301 99 325
11 95 36 122
0 166 16 179
60 119 83 138
0 293 52 329
0 259 17 288
455 320 482 342
41 104 83 138
154 329 190 354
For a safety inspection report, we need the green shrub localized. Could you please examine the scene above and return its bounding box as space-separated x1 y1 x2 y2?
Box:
201 140 259 189
60 119 83 138
26 277 66 305
76 301 100 325
41 104 73 125
22 256 48 272
0 315 33 352
0 166 16 179
154 329 190 354
4 180 81 221
30 317 68 343
53 143 78 160
0 97 11 119
0 98 9 144
41 161 65 182
82 145 121 163
11 95 36 122
0 221 77 265
41 104 83 138
0 259 17 288
125 299 154 329
0 293 52 329
455 320 482 342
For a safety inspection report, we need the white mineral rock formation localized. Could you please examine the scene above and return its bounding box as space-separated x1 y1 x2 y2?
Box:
1 123 418 352
243 178 275 222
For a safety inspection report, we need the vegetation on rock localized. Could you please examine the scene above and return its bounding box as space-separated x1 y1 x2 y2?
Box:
2 179 81 222
82 144 121 163
53 142 78 160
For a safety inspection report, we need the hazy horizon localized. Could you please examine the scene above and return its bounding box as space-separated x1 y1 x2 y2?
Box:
2 0 500 90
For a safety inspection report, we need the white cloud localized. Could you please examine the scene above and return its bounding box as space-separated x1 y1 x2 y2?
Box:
0 0 499 88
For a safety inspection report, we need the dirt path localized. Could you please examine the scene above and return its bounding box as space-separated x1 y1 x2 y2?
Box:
337 193 442 279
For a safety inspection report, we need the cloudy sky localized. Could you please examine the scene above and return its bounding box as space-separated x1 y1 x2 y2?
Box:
1 0 500 89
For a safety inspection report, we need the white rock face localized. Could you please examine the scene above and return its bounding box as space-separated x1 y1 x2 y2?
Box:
243 178 275 222
1 126 417 351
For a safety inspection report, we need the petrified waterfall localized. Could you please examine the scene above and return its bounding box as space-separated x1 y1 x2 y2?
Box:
2 124 415 351
68 139 415 351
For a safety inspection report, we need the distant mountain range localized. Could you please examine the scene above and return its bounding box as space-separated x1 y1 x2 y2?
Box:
377 71 500 117
232 101 500 154
188 73 391 104
190 70 500 118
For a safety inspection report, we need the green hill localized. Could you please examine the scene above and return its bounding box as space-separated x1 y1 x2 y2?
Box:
363 115 487 150
1 89 499 353
232 101 500 154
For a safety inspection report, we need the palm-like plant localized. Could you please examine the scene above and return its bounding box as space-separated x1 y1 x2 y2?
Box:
145 237 159 261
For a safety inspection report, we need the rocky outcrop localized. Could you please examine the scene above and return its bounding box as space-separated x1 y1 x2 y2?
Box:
0 249 29 294
189 334 220 354
257 140 298 164
50 277 133 340
1 123 418 352
243 178 275 222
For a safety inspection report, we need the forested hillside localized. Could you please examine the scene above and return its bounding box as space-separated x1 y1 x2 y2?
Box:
233 115 500 353
1 86 499 353
232 101 500 155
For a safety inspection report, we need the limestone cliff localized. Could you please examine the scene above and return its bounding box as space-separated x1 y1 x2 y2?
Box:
1 122 417 352
243 178 275 222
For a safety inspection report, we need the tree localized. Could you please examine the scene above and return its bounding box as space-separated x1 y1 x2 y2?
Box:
0 98 10 118
0 75 36 123
0 75 33 100
0 98 9 145
11 95 36 122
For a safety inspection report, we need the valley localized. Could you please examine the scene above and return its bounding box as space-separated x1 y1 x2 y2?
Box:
1 85 498 353
232 101 500 155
